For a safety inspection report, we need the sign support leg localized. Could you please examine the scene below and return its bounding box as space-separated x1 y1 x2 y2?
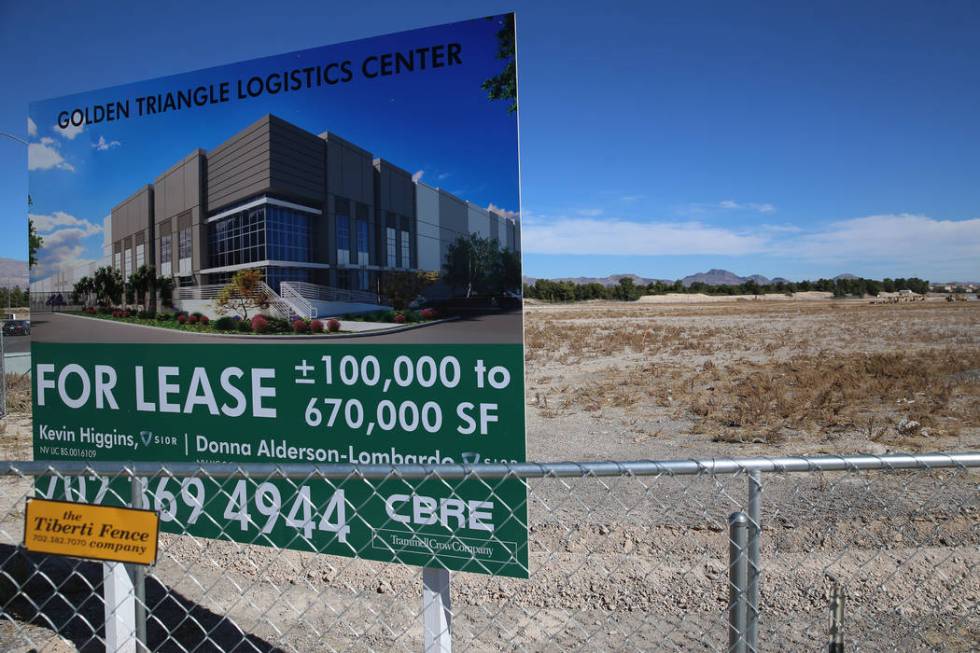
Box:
103 562 136 653
422 567 452 653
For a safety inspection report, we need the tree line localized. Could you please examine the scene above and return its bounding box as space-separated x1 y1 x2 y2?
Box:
522 276 932 302
0 287 29 308
71 265 174 310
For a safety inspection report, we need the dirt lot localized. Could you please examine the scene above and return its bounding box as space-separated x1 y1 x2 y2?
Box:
0 298 977 651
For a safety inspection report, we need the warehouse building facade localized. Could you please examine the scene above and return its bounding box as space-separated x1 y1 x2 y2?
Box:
104 114 519 314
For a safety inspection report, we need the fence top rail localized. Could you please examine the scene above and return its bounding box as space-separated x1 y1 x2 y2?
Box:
1 452 978 480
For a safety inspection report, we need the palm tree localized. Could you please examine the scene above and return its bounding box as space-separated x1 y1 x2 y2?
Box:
128 265 157 311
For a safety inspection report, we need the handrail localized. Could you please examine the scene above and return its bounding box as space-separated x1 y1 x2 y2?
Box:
279 282 317 319
256 281 295 320
286 280 383 305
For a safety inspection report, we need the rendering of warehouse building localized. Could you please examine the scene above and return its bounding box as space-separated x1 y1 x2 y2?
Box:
101 114 519 315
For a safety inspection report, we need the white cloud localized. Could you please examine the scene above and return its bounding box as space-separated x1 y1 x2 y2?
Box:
522 211 980 279
437 172 451 181
30 211 102 235
522 217 766 256
719 200 776 213
28 141 75 172
412 170 424 182
487 203 520 221
53 121 84 140
27 117 37 137
93 135 121 151
576 208 604 217
30 211 103 280
787 214 980 274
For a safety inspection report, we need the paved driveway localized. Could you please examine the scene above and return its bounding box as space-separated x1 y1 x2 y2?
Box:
30 311 524 345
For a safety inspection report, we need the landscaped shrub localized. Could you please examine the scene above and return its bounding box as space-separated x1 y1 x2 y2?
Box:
266 317 291 333
326 318 341 333
140 309 156 319
404 310 420 323
251 315 269 333
199 315 209 326
420 307 438 320
214 316 237 331
309 319 324 333
237 320 252 333
191 312 204 320
97 306 111 315
292 319 309 334
187 315 199 325
177 314 188 324
157 312 173 321
393 312 407 324
382 311 397 322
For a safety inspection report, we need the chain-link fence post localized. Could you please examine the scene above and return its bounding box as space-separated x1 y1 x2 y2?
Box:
829 581 845 653
0 328 6 418
746 470 762 652
729 511 748 653
130 474 147 652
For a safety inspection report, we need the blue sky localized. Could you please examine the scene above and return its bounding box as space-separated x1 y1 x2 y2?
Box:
3 0 980 282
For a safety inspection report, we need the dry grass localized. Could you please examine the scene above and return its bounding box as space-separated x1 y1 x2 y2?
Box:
3 374 31 414
525 300 980 447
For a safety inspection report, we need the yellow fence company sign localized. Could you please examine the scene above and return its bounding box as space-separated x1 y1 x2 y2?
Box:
24 498 159 565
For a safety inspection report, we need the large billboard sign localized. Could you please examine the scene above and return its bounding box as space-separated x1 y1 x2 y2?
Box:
29 15 527 577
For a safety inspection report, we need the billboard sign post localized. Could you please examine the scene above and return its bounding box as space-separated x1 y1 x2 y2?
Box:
28 13 527 609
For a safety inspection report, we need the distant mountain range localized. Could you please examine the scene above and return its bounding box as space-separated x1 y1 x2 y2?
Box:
522 273 670 287
0 258 28 288
678 269 793 287
521 269 942 287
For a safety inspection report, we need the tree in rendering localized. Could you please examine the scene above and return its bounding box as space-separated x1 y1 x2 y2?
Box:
214 268 267 319
381 270 439 310
128 265 157 311
482 14 517 113
443 234 513 298
71 276 96 306
28 218 42 269
157 274 175 307
92 266 124 306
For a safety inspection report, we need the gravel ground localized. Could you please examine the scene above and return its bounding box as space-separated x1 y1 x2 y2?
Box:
0 299 977 651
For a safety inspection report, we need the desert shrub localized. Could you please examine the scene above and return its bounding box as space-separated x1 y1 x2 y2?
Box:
309 319 324 333
251 315 269 333
292 319 309 333
214 316 237 331
326 318 341 333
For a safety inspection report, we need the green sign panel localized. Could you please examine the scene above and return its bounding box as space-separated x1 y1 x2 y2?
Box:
28 15 527 577
33 343 528 577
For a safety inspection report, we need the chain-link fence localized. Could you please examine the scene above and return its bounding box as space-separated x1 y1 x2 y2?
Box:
0 453 977 652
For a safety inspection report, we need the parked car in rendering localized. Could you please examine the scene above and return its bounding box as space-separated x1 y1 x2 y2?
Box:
2 320 31 336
